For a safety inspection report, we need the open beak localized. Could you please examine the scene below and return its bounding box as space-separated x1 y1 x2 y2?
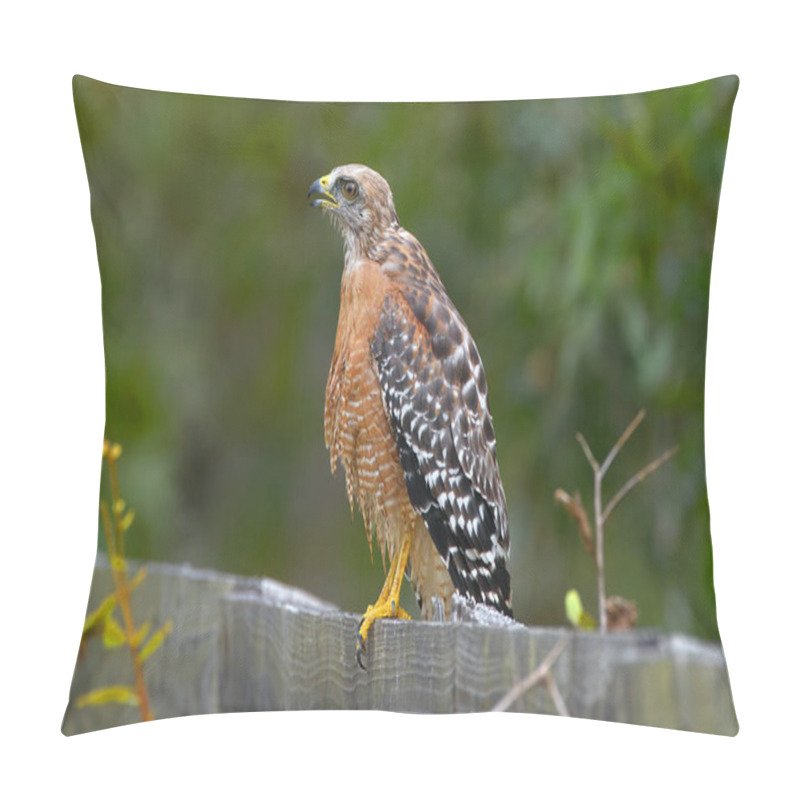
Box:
308 174 338 208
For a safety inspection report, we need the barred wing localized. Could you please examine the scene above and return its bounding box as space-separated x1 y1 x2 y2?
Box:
371 287 512 616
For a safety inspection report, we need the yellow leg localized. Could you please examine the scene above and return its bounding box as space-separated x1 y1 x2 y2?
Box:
357 533 412 668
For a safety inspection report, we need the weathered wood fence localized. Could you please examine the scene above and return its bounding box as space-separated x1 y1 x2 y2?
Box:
62 557 738 735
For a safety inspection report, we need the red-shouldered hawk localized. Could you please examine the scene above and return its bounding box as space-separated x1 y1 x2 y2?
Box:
309 164 512 666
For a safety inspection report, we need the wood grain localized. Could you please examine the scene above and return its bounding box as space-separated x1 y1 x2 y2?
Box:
62 557 738 735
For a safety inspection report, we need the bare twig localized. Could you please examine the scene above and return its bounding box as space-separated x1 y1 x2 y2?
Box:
545 672 570 717
602 446 679 524
554 489 594 556
576 430 607 631
571 409 672 634
599 408 646 478
593 466 606 632
575 432 599 471
491 638 568 713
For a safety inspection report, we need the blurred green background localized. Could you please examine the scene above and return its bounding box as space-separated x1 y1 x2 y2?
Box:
74 75 737 640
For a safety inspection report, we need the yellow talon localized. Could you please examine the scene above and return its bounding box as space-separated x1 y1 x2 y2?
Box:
356 534 411 668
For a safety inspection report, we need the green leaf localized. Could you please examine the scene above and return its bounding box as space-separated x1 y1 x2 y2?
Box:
120 509 135 533
102 615 127 648
565 589 597 631
579 610 598 631
140 620 173 662
565 589 583 626
83 593 117 637
77 685 139 708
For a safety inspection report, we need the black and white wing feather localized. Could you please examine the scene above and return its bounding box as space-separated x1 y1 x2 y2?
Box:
371 285 512 616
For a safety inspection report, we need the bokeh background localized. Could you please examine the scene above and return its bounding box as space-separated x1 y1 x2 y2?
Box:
74 75 737 641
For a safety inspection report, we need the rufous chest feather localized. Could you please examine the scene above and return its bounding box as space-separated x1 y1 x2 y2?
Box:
324 261 406 523
325 259 389 424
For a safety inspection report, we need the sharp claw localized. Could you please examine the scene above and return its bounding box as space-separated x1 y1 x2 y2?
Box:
357 617 367 670
356 640 367 670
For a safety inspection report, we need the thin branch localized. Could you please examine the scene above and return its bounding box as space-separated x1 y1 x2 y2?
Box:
100 501 116 560
599 408 646 478
101 445 153 723
491 638 568 713
108 455 124 556
110 559 153 722
575 428 607 632
593 468 606 632
571 410 673 634
554 489 594 556
545 673 570 717
575 432 599 471
602 446 679 524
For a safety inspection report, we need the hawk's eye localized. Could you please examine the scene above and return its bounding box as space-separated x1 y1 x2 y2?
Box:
341 180 359 201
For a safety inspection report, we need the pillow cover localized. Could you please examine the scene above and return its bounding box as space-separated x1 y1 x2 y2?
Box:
64 75 738 735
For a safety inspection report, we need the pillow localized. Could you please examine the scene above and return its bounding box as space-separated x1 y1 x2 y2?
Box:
64 75 738 735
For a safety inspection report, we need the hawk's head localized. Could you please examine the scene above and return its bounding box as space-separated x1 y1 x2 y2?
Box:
308 164 399 256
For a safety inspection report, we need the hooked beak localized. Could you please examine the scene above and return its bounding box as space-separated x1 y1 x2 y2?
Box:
308 174 338 208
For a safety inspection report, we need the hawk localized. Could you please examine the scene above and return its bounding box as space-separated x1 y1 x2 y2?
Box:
309 164 512 665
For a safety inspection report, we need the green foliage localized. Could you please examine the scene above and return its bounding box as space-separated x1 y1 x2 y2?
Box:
74 75 737 639
76 685 140 708
77 441 172 721
565 589 596 631
100 614 127 648
139 621 173 663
